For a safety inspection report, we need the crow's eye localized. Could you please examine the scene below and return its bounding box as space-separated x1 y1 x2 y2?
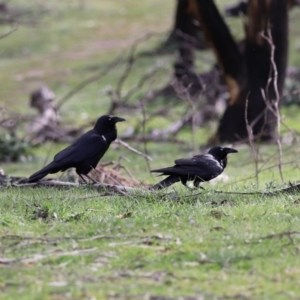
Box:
108 118 111 121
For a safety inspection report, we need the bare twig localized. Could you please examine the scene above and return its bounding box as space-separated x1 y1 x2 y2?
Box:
0 23 18 39
261 29 284 183
57 54 124 110
0 248 97 265
107 33 165 114
114 139 152 161
245 94 260 186
147 110 192 140
122 65 168 105
255 231 300 247
139 94 152 173
13 180 139 196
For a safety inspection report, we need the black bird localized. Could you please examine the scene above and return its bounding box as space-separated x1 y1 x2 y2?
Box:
151 146 238 190
28 115 125 183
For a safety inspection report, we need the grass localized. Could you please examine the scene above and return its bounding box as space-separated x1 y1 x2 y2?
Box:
1 184 300 299
2 0 300 299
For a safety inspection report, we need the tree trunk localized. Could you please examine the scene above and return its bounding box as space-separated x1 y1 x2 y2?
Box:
192 0 288 143
162 0 209 51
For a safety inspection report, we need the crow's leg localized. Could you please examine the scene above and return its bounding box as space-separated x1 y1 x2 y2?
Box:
78 174 88 184
84 173 98 184
180 178 187 186
181 178 194 189
194 178 205 190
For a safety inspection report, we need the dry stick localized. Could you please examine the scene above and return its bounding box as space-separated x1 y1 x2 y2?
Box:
139 95 152 173
114 139 152 161
122 66 168 105
115 157 137 180
137 73 172 170
56 53 124 110
1 234 171 243
0 248 97 265
118 33 160 91
118 106 168 138
260 87 284 181
109 33 202 144
261 29 284 183
14 180 138 195
170 75 211 149
245 95 260 186
121 82 192 143
213 133 300 192
144 78 195 140
115 47 135 96
121 133 186 144
215 158 300 193
215 181 300 196
0 23 17 39
256 142 299 175
190 115 198 154
246 231 300 247
114 33 159 101
147 110 192 140
93 166 123 187
259 231 300 241
218 123 299 191
8 177 300 197
183 85 200 155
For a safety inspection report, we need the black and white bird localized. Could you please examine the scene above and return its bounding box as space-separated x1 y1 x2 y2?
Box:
28 115 125 183
151 146 238 190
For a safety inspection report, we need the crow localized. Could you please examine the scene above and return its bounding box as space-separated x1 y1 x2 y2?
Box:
28 115 125 183
151 146 238 190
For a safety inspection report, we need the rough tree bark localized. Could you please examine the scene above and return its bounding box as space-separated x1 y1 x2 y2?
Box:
161 0 208 52
171 0 209 94
190 0 288 143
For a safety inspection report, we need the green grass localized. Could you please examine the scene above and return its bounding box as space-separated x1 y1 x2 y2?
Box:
2 0 300 299
2 143 300 299
1 184 300 299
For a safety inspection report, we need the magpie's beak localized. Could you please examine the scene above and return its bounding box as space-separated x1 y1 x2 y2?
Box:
112 116 126 123
224 147 238 154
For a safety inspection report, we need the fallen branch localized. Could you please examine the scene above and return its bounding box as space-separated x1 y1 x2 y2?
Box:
0 247 97 265
260 231 300 241
0 23 18 39
120 134 186 144
12 180 140 196
57 54 124 110
246 231 300 247
214 181 300 196
114 139 152 161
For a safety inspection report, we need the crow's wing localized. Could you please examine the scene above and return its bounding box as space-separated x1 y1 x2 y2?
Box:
152 154 223 180
174 154 213 167
54 130 109 164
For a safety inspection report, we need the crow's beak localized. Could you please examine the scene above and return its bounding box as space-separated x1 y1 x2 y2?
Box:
112 116 126 123
224 147 238 154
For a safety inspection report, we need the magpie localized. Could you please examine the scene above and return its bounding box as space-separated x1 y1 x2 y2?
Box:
151 146 238 190
28 115 125 183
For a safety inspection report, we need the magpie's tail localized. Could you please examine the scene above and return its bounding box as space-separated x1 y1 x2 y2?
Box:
151 175 180 190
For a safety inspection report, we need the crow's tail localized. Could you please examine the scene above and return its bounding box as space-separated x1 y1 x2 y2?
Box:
151 175 180 190
28 162 62 183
